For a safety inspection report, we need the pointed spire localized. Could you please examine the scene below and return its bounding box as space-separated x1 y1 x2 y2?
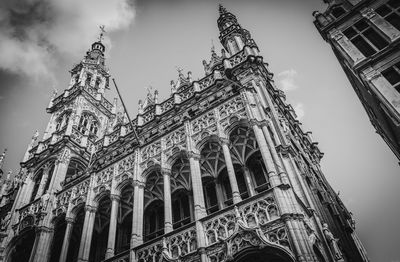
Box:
219 4 228 15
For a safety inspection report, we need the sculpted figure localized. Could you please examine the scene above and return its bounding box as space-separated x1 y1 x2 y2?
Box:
323 223 344 261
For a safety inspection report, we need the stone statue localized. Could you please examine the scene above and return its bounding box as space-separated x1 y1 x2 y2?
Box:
323 223 344 261
0 211 11 230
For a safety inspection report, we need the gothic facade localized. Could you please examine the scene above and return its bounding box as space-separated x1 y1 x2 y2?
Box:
313 0 400 161
0 5 369 262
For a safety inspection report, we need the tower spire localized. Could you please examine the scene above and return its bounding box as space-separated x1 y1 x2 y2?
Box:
219 4 228 15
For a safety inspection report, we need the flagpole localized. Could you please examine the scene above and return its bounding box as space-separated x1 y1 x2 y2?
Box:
112 78 141 145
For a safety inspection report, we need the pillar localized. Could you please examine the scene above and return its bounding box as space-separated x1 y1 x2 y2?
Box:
59 217 75 262
77 205 97 262
105 194 120 259
242 166 256 197
220 140 242 204
252 124 281 187
215 180 225 210
188 153 207 220
329 28 365 66
162 169 173 233
29 226 54 262
131 181 144 247
361 7 400 41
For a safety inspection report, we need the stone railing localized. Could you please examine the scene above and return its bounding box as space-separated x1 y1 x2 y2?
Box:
104 223 198 262
201 189 291 256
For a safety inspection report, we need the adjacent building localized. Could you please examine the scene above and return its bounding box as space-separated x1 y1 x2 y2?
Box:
0 5 369 262
313 0 400 161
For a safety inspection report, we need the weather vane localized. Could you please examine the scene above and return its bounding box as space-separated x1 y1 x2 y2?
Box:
98 25 106 42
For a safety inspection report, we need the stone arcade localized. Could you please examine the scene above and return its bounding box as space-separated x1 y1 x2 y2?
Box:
0 5 369 262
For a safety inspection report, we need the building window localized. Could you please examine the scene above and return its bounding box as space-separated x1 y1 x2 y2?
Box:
343 19 390 57
65 160 86 183
172 191 191 229
376 0 400 31
331 5 346 18
144 200 164 241
78 112 99 138
381 61 400 93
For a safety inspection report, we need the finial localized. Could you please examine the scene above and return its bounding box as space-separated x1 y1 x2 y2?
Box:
33 130 39 141
176 66 184 77
219 4 228 15
98 25 106 42
0 149 6 170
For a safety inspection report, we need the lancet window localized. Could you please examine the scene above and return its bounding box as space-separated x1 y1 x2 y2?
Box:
78 112 99 138
65 159 86 183
55 111 71 131
143 169 164 241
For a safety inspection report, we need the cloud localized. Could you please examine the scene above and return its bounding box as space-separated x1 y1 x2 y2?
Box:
0 0 135 81
277 69 299 92
293 103 305 120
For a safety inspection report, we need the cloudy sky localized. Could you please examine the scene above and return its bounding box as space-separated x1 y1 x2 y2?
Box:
0 0 399 261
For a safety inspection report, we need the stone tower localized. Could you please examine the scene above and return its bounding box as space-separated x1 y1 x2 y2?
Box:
0 5 368 262
313 0 400 161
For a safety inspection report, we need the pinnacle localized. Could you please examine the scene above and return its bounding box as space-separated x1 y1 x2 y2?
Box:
219 4 228 15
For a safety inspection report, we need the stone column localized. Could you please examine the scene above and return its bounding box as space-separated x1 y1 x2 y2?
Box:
162 169 173 233
131 181 145 247
29 226 54 262
220 140 242 204
242 166 256 197
105 194 121 259
252 124 281 187
59 217 75 262
48 148 71 193
215 180 225 210
188 153 207 220
361 7 400 41
363 68 400 119
329 28 365 66
77 205 97 262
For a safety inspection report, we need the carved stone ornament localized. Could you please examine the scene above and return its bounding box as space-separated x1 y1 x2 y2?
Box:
329 29 343 41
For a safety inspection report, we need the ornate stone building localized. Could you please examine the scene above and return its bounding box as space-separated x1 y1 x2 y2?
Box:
313 0 400 161
0 5 369 262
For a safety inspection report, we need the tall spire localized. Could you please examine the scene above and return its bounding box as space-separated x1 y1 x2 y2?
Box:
217 4 258 55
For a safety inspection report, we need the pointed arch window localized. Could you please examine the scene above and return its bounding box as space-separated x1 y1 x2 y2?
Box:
172 190 192 229
78 112 99 138
202 177 219 214
144 200 164 241
55 111 71 131
86 73 92 86
65 159 86 184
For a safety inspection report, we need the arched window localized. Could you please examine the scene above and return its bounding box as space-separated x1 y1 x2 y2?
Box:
78 112 99 138
86 73 92 86
144 200 164 241
30 170 43 202
233 164 249 199
172 190 191 229
65 159 86 183
218 168 232 206
202 177 219 214
95 77 101 89
55 111 71 131
246 152 269 193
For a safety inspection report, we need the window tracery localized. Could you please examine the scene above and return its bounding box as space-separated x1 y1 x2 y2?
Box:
78 112 100 138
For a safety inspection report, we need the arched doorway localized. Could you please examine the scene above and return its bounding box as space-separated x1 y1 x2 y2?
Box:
66 206 85 262
7 227 36 262
89 196 111 262
235 247 294 262
115 184 134 254
49 214 67 262
143 169 164 242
